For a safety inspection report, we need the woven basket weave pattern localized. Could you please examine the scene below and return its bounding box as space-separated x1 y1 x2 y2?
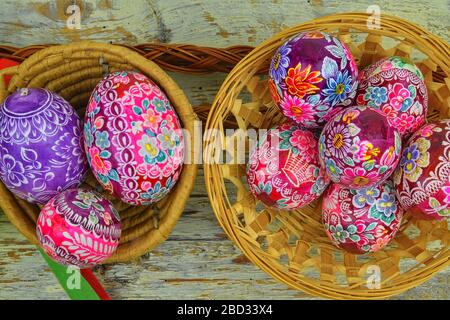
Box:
204 13 449 299
0 41 198 263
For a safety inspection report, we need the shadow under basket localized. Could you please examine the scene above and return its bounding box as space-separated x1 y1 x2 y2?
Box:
205 13 450 299
0 41 198 263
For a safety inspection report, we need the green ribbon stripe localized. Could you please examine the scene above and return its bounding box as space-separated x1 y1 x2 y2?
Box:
38 248 101 300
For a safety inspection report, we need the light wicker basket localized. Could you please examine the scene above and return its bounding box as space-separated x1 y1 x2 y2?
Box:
0 41 198 263
205 13 449 299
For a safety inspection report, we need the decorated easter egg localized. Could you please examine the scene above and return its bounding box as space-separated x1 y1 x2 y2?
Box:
246 122 330 210
322 181 404 254
37 188 121 268
319 105 402 189
0 88 87 204
394 120 450 220
85 71 184 205
269 31 358 129
356 56 428 137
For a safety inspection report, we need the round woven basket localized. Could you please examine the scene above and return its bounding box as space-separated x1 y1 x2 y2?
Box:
0 41 198 263
205 13 449 299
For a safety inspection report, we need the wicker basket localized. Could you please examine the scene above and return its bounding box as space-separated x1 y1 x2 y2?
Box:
0 41 198 263
205 13 449 299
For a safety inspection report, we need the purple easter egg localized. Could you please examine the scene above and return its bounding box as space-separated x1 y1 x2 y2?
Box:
268 31 359 129
0 88 87 204
318 106 402 189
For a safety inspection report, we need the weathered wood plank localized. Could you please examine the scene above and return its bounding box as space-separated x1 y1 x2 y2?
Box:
0 0 448 47
1 169 449 300
1 214 449 300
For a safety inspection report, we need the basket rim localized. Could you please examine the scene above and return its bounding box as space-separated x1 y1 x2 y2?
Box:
0 41 198 263
204 12 450 299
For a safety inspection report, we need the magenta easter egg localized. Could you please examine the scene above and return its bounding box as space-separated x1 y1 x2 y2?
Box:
394 120 450 220
36 188 121 268
0 88 87 204
322 181 404 254
356 56 428 137
246 122 330 210
84 71 184 205
319 106 402 189
269 31 358 129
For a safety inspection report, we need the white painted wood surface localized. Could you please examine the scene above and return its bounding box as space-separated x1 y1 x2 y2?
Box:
0 0 449 299
0 0 449 46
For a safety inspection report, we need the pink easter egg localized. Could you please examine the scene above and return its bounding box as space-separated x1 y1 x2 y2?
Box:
322 181 404 254
36 188 121 268
84 71 184 205
356 56 428 138
394 120 450 220
246 122 330 210
319 105 402 189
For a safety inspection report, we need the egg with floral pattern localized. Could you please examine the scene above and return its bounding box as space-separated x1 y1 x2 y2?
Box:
394 120 450 220
246 122 330 210
0 88 87 204
319 105 402 189
37 188 121 268
269 31 358 129
84 71 184 205
356 56 428 138
322 181 403 254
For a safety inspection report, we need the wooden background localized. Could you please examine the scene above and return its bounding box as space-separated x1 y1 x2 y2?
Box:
0 0 449 299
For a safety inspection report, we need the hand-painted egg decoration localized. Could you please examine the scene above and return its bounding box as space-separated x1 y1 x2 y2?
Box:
37 188 121 268
0 88 87 204
394 120 450 220
319 105 402 189
246 122 330 210
269 31 358 129
322 181 403 254
356 56 428 137
84 71 184 206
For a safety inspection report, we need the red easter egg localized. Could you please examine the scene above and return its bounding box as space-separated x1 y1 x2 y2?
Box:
356 56 428 138
322 181 404 254
394 120 450 220
246 122 329 210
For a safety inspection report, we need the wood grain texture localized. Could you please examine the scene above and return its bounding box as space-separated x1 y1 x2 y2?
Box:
0 0 449 300
0 0 448 46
